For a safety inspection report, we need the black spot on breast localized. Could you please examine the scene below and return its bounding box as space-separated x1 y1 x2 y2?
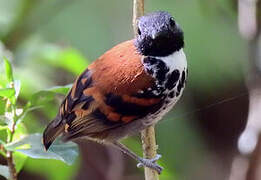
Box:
177 70 186 94
165 70 180 90
168 91 175 98
143 57 157 65
147 69 153 75
165 100 170 104
155 86 165 93
181 70 186 84
177 82 182 93
156 60 169 83
143 57 169 82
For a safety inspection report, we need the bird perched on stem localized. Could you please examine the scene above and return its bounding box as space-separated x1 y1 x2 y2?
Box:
43 11 187 174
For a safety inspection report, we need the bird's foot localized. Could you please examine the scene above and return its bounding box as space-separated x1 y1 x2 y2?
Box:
137 154 163 174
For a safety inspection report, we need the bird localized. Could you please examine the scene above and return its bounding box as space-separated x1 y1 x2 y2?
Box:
43 11 187 174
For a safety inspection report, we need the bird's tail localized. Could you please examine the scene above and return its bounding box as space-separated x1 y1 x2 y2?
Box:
42 115 65 150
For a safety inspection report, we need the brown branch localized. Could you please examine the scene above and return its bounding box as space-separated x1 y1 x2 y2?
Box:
133 0 144 35
4 99 17 180
4 128 17 180
6 128 17 180
132 1 160 180
141 126 159 180
6 151 17 180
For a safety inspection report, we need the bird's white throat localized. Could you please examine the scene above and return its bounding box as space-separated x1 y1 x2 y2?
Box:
154 48 187 73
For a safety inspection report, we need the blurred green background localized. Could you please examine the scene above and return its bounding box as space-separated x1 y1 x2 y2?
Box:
0 0 249 180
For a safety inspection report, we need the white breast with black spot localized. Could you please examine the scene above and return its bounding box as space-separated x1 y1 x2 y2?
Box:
140 48 187 125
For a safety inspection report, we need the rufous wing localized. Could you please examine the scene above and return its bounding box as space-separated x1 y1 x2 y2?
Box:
43 40 162 148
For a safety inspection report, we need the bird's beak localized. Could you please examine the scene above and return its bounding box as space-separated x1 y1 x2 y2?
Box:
175 23 182 31
152 33 157 40
151 30 169 40
152 31 159 40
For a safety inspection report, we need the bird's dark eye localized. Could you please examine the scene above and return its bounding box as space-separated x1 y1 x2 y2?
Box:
169 17 176 27
137 28 141 35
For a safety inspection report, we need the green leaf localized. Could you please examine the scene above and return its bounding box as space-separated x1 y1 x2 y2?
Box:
0 115 8 126
0 129 7 145
0 78 7 89
0 125 8 131
15 106 41 128
45 84 72 95
0 88 15 98
30 91 56 106
13 123 28 141
29 84 72 106
13 152 27 173
58 49 89 75
3 57 13 83
42 47 89 75
0 97 5 115
0 165 10 179
0 138 6 145
5 133 79 165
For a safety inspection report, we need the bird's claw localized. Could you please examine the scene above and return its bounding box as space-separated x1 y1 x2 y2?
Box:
137 154 163 174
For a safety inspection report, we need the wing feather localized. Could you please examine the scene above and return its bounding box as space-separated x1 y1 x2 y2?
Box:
45 40 163 146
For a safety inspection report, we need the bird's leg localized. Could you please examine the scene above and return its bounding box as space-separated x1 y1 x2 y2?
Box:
112 141 163 174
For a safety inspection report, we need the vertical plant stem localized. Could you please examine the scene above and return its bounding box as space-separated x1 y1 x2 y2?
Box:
141 126 159 180
133 0 160 180
6 134 17 179
6 151 17 180
5 99 17 180
133 0 144 35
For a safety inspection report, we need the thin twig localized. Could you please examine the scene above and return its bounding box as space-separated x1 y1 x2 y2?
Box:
5 95 17 180
133 0 144 35
133 0 160 180
6 151 17 180
141 126 159 180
